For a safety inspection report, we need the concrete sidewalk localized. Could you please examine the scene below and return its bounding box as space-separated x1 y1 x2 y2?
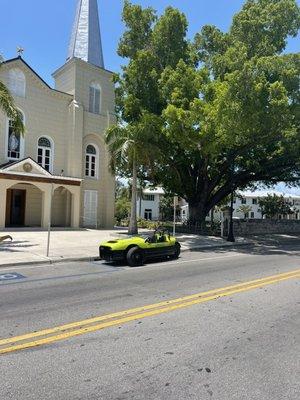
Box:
0 228 250 267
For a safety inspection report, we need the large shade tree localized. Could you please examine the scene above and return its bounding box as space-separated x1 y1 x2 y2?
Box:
109 0 300 226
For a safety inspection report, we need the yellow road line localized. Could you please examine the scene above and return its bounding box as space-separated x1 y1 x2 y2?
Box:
0 269 298 347
0 269 299 355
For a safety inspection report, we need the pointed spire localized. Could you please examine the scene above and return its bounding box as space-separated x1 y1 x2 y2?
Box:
67 0 104 68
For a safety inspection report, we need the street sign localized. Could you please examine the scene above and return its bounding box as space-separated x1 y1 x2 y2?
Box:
0 273 26 281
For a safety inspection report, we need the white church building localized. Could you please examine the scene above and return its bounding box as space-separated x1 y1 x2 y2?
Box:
0 0 115 229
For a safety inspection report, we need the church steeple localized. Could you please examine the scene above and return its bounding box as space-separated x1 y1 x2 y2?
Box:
67 0 104 68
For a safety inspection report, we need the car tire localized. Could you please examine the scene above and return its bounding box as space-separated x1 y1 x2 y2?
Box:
172 242 181 259
126 247 144 267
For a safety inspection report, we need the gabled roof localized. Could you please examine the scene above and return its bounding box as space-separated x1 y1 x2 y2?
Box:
1 157 52 177
0 157 82 186
2 57 73 97
0 160 15 169
143 187 165 195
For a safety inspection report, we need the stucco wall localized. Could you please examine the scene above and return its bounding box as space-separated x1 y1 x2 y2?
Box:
231 219 300 236
54 59 116 228
0 58 115 229
0 61 72 177
52 188 71 227
0 59 115 227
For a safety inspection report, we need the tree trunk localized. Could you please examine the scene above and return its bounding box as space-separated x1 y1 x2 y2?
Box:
188 202 208 229
128 156 138 235
210 206 215 226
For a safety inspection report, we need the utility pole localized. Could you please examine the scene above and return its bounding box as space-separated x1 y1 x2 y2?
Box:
227 189 235 242
227 158 235 243
173 196 177 237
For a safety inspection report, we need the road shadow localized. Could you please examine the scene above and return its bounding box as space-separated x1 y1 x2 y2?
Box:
0 240 35 253
189 235 300 257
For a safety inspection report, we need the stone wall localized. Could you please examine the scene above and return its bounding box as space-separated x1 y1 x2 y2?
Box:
230 219 300 236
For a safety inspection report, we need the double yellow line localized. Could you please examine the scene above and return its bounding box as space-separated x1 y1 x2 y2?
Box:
1 269 299 355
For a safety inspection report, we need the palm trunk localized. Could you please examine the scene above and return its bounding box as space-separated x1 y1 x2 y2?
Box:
139 180 142 219
128 156 138 235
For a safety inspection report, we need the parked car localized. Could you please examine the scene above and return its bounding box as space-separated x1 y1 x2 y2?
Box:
99 228 181 267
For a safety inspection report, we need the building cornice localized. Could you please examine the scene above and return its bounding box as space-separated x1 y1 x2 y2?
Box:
52 57 114 79
0 171 82 186
0 157 82 186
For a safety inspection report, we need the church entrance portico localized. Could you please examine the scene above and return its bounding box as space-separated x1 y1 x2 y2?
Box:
6 186 33 227
6 188 27 227
0 158 82 229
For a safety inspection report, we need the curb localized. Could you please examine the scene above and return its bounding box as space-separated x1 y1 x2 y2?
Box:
0 241 252 269
0 256 101 269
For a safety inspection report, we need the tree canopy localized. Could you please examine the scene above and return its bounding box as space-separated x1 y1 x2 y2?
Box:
108 0 300 224
258 193 292 218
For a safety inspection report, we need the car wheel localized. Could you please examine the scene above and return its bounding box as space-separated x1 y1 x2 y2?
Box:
172 242 181 259
126 247 144 267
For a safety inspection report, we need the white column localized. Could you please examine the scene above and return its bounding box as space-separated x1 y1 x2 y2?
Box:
0 186 8 229
71 189 81 228
65 191 71 226
41 188 52 229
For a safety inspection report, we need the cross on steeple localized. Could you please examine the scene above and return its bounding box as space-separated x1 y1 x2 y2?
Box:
67 0 104 68
17 46 24 57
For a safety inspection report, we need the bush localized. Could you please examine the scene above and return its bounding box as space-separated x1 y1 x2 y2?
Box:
116 219 173 231
137 219 159 229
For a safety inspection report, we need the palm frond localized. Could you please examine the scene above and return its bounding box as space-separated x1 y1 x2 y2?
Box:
0 80 25 135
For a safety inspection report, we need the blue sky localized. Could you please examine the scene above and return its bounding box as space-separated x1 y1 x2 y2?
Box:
1 0 299 81
1 0 299 193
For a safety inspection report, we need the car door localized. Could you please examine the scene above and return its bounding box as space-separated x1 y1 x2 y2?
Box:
144 235 171 258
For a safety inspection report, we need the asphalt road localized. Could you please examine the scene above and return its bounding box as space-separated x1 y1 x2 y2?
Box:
0 237 300 400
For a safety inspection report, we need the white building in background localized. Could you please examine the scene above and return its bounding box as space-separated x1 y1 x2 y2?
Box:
137 188 300 222
181 190 300 221
136 188 165 220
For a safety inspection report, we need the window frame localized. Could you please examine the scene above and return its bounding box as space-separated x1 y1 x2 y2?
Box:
5 110 25 161
144 209 153 220
37 136 54 173
144 194 155 201
85 144 99 179
89 82 101 115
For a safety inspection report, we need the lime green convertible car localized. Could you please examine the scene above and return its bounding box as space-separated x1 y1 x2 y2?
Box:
99 228 181 267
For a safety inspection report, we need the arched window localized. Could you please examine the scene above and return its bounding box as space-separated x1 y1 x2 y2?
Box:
8 68 26 98
89 82 101 114
37 136 53 172
7 111 24 160
85 144 99 178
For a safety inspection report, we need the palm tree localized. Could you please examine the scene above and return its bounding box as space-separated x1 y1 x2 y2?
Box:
105 123 158 235
0 59 24 134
